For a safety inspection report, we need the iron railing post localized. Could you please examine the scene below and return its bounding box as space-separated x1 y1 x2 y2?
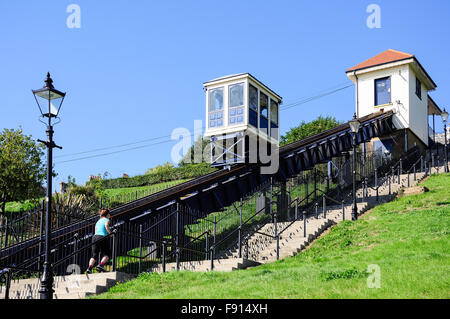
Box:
305 178 309 206
270 178 273 223
414 163 416 181
362 179 366 202
176 203 180 271
238 198 242 258
138 224 143 274
295 198 298 220
5 269 10 300
366 177 369 200
210 247 214 271
375 168 378 189
73 233 78 267
274 211 279 260
287 184 291 220
322 195 326 219
303 211 307 238
245 240 249 260
421 155 424 173
313 170 317 202
162 241 166 273
407 171 410 187
315 202 318 219
205 231 209 260
213 215 216 245
342 200 345 221
389 173 391 195
112 230 117 272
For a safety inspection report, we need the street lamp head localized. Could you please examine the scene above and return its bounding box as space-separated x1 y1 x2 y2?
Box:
441 108 449 123
32 72 66 120
349 112 361 133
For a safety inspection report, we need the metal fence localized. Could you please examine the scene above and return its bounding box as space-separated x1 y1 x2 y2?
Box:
0 144 431 298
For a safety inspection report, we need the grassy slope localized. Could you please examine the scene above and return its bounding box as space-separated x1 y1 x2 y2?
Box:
103 179 191 198
92 173 450 299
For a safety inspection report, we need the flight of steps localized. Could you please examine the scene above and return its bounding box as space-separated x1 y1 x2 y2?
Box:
0 272 132 299
232 168 430 265
149 257 261 273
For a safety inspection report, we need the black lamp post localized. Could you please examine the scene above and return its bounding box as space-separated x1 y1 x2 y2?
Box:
441 108 449 173
32 73 65 299
349 113 361 221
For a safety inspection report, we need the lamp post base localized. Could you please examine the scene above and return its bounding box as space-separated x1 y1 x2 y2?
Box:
39 262 54 299
352 200 358 221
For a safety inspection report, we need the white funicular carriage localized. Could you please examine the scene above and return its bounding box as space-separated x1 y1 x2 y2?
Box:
203 73 282 167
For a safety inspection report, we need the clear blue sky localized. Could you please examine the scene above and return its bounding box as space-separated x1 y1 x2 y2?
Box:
1 0 449 188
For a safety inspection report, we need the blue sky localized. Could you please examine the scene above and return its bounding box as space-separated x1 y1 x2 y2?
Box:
1 0 449 188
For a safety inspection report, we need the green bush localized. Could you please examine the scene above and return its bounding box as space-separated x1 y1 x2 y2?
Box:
280 115 342 146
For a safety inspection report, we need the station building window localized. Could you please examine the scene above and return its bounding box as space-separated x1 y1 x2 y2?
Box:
208 87 224 128
248 84 258 128
229 83 244 125
375 77 391 106
415 77 422 100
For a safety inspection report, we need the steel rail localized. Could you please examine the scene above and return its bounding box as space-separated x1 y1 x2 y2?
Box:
0 110 394 269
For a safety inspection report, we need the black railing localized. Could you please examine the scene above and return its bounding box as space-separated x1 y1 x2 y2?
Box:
1 144 433 299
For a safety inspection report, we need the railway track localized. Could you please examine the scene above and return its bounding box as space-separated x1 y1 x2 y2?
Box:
0 110 395 272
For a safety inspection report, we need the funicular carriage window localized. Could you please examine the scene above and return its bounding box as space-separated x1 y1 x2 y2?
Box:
269 99 278 138
260 92 269 135
208 87 224 127
229 83 244 125
248 84 258 127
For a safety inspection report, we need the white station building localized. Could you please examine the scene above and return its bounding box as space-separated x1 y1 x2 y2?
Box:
346 49 443 157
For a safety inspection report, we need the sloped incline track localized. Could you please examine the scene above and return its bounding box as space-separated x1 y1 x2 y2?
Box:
0 111 395 274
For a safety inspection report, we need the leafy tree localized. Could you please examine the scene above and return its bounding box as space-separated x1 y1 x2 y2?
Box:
0 128 46 244
146 162 174 174
280 115 343 146
67 175 77 188
88 173 106 199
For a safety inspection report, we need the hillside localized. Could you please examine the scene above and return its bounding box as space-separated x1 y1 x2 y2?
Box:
91 173 450 299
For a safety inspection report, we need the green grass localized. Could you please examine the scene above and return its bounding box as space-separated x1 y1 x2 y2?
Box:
103 179 191 198
91 173 450 299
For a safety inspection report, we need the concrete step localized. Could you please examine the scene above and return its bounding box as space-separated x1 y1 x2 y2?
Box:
150 258 261 273
0 272 132 299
